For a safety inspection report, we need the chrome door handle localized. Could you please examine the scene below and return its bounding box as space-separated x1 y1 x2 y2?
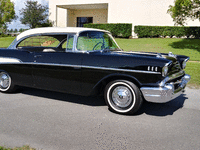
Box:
34 55 42 58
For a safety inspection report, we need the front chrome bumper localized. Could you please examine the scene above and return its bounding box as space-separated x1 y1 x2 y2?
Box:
140 74 191 103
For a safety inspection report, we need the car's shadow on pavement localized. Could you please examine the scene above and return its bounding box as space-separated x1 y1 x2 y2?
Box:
20 87 106 106
136 94 188 116
20 87 188 116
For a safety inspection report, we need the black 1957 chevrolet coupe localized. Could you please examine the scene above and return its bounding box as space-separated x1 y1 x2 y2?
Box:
0 27 190 114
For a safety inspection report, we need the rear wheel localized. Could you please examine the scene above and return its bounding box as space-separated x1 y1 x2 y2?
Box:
0 72 16 93
104 80 143 114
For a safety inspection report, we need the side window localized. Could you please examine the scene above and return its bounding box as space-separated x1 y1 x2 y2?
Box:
67 35 74 50
18 36 59 48
61 35 74 51
62 41 67 49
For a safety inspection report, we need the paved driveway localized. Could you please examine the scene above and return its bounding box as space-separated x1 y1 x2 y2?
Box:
0 87 200 150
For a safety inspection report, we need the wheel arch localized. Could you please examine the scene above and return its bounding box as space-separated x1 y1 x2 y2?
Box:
0 69 10 75
0 70 17 92
90 73 142 95
0 69 13 79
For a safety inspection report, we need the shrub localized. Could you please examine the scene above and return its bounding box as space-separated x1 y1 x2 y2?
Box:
0 33 11 37
162 27 174 37
134 26 200 38
84 23 132 38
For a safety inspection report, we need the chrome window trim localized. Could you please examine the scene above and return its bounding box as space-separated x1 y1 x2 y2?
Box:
7 39 17 49
77 30 110 36
57 38 67 48
73 34 78 52
107 33 122 50
65 34 76 52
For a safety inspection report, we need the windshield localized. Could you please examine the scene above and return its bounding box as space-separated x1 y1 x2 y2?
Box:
77 31 120 51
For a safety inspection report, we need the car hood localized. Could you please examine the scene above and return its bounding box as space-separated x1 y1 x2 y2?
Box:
109 50 189 76
111 51 178 63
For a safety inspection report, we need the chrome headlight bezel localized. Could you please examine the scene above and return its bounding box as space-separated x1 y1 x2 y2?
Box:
162 66 168 77
182 58 189 69
182 60 186 69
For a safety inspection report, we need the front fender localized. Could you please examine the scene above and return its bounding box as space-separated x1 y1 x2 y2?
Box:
90 73 142 95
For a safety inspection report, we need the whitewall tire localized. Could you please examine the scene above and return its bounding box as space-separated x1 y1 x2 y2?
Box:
0 72 16 93
104 80 143 114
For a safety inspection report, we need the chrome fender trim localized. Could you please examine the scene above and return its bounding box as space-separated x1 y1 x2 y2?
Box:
0 57 22 63
0 58 161 75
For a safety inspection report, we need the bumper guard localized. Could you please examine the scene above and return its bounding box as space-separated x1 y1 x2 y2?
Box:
140 74 191 103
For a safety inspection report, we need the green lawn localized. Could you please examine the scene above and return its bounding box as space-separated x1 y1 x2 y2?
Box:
0 37 15 48
0 145 35 150
0 37 199 87
115 38 200 61
185 62 200 88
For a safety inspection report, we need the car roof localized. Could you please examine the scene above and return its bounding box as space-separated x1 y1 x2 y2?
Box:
16 27 110 41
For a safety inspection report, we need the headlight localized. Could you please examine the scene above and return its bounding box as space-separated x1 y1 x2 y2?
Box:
162 66 168 77
182 60 187 69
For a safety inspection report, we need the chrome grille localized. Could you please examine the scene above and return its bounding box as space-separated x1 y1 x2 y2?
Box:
169 61 182 75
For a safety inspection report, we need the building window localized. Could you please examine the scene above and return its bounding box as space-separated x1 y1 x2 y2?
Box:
77 17 93 27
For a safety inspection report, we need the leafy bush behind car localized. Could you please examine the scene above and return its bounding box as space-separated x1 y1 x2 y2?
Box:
84 23 132 38
0 34 11 37
134 26 200 38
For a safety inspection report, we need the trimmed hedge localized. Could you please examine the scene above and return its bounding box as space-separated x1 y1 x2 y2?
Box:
0 33 11 37
134 26 200 38
84 23 132 38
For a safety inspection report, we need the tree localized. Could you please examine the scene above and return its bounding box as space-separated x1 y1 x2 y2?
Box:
168 0 200 25
0 0 16 32
19 28 28 32
20 0 49 28
14 28 18 33
19 28 23 32
2 23 7 33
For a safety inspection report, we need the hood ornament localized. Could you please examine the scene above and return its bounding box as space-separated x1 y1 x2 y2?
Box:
156 53 163 58
168 52 177 58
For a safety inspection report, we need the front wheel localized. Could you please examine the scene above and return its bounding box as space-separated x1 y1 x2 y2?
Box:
0 72 16 93
104 80 143 114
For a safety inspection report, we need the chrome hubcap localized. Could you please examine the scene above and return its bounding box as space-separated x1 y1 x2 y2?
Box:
112 86 132 108
0 73 10 89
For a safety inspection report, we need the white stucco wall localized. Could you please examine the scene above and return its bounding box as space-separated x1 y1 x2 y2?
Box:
56 7 67 27
67 9 107 27
49 0 200 36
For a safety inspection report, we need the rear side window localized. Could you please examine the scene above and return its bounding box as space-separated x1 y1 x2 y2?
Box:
17 36 59 48
61 35 74 51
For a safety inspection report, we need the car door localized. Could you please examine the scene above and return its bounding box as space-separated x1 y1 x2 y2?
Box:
33 51 82 95
32 35 82 95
